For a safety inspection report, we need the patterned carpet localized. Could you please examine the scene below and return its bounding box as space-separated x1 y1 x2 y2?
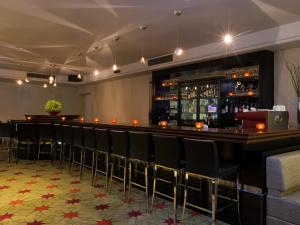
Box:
0 159 227 225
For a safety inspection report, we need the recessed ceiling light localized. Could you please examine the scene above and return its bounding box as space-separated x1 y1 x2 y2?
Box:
16 80 23 86
223 34 233 45
174 47 183 56
94 70 99 76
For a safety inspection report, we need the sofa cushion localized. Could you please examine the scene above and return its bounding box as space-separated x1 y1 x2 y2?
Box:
267 190 300 224
266 150 300 193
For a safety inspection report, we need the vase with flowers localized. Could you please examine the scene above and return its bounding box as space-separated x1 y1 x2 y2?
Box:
45 100 63 116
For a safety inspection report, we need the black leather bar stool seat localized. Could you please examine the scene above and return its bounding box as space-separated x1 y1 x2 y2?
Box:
37 123 54 161
128 131 153 209
15 123 37 162
82 127 96 183
93 128 111 190
0 123 14 162
182 138 241 225
151 135 184 225
69 126 84 178
109 130 129 197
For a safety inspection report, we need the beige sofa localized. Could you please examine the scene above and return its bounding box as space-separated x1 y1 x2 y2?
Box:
266 151 300 225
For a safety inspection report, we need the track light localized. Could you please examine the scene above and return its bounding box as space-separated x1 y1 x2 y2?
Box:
140 57 146 64
94 70 99 76
174 47 183 56
17 80 23 86
223 34 233 45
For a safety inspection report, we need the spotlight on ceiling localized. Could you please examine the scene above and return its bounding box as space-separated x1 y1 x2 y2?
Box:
140 57 146 64
174 47 183 56
112 64 120 73
16 80 23 86
77 73 82 79
24 78 30 83
223 34 233 45
94 70 99 76
43 83 48 88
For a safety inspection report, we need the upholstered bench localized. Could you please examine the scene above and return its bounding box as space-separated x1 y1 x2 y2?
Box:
266 151 300 225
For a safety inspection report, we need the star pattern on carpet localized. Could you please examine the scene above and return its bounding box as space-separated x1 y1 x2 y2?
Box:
41 193 55 199
164 217 181 225
64 211 79 219
35 205 50 212
128 210 143 218
69 188 81 193
9 199 24 206
27 220 45 225
95 192 106 198
96 219 113 225
66 199 80 205
18 189 31 194
95 204 110 211
0 213 13 221
0 185 9 190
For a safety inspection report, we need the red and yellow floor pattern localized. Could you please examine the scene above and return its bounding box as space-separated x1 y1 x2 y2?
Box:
0 160 227 225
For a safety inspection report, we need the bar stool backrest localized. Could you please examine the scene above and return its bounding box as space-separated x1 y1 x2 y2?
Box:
38 123 54 140
183 138 219 177
110 130 129 157
95 128 110 153
71 126 82 147
129 131 152 162
16 123 37 141
54 124 63 143
0 123 12 138
83 127 95 150
63 125 72 145
153 134 182 169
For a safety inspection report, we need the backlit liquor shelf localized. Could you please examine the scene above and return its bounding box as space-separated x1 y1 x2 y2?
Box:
152 51 274 128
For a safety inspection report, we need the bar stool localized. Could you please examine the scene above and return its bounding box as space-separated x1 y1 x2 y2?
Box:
182 138 240 225
82 126 96 183
109 130 129 197
69 126 84 177
15 123 37 162
53 124 64 167
128 131 153 209
37 123 54 161
59 125 73 168
0 123 14 162
93 128 111 189
151 135 184 225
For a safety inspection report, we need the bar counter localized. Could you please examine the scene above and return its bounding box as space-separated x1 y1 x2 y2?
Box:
13 120 300 225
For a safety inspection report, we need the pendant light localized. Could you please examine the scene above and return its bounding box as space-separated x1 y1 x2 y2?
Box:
112 36 120 73
174 10 183 56
139 25 147 64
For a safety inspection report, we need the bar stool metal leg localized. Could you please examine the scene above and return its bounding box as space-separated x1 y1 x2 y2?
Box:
173 170 178 225
182 172 189 220
123 159 127 199
128 161 132 196
236 172 241 225
105 154 109 191
211 178 219 225
109 159 114 193
151 164 158 212
145 164 149 211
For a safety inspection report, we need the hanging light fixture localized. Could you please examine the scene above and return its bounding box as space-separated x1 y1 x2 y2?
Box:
43 83 48 88
139 25 147 64
223 33 233 45
16 80 23 86
174 10 183 56
24 78 30 83
94 70 99 76
112 37 120 73
77 73 82 79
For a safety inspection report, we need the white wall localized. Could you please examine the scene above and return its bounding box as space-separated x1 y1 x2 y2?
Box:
77 73 152 125
0 81 79 122
274 47 300 127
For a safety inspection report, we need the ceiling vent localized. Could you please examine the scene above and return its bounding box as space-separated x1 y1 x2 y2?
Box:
148 54 173 66
27 72 51 80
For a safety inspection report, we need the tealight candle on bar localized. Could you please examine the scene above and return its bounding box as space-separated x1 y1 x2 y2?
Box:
61 116 66 121
112 118 117 125
132 119 139 126
80 117 85 123
94 117 99 124
195 122 204 130
160 120 168 128
256 122 266 132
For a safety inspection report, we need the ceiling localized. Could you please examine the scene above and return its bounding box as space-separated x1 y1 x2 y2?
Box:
0 0 299 76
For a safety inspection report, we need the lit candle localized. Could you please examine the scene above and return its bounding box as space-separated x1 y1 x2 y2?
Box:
94 117 99 124
132 119 139 126
160 120 168 128
195 122 204 130
61 116 66 121
256 122 266 132
244 71 250 77
247 90 254 96
112 118 117 125
80 117 85 123
27 116 32 121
